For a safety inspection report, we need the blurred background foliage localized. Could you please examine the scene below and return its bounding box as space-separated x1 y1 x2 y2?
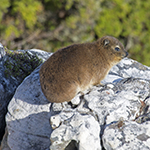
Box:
0 0 150 65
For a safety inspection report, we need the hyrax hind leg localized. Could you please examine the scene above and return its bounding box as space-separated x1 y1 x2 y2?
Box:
52 80 80 103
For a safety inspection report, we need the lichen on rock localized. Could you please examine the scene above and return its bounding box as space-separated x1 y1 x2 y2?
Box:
3 50 43 82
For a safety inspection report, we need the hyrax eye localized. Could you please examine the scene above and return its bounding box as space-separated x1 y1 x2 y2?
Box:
115 47 120 51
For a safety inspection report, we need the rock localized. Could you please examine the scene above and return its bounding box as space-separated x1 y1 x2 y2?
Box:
0 46 51 142
0 43 6 60
50 77 150 150
103 121 150 150
2 56 150 150
5 66 52 150
50 112 101 150
0 128 10 150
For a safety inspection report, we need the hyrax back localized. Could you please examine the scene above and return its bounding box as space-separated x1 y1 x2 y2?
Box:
39 36 128 103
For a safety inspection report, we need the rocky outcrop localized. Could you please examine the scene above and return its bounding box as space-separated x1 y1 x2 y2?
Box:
3 65 52 150
50 77 150 150
0 44 51 144
1 54 150 149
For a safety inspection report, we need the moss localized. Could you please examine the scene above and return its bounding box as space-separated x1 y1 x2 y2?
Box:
4 49 43 82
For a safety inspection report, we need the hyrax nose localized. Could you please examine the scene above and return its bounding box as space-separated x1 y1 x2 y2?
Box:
125 51 128 57
122 51 128 58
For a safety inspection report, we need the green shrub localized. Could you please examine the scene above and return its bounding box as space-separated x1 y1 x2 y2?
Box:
0 0 150 66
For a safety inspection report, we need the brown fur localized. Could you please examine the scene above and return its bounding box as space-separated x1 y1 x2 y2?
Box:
39 36 128 103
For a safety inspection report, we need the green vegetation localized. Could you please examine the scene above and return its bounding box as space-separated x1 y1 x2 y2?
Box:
0 0 150 66
4 50 43 81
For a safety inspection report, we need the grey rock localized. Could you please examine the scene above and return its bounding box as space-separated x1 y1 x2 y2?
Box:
102 58 150 83
6 66 52 150
0 43 6 60
0 47 51 142
2 56 150 150
50 112 101 150
103 121 150 150
0 128 10 150
27 49 52 62
50 78 150 150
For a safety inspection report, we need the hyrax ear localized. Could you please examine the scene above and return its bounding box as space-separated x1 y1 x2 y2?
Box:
104 39 109 46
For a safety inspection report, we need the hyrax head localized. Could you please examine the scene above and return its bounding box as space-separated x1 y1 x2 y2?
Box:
98 36 128 65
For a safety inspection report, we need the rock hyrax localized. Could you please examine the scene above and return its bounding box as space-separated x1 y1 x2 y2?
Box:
39 36 128 103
